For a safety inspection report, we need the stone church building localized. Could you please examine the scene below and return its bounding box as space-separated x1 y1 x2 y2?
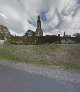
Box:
35 15 43 36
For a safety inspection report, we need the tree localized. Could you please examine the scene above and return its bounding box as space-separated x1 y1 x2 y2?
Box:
0 25 10 39
73 33 80 37
24 30 35 37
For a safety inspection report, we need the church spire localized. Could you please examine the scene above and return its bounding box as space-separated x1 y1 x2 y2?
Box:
37 15 41 29
35 15 43 36
38 15 40 20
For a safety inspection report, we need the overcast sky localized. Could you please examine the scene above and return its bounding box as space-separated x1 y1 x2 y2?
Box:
0 0 80 36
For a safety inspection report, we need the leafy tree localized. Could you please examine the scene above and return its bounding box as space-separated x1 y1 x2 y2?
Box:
73 33 80 37
24 30 35 37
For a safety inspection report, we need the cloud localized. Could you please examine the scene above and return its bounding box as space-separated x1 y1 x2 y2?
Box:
0 0 80 36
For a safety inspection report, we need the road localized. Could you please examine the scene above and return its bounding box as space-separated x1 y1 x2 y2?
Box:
0 64 80 92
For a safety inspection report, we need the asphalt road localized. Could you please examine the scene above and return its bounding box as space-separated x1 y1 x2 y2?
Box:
0 64 80 92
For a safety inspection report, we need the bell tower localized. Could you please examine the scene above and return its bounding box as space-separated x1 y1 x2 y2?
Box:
35 15 43 36
37 15 41 29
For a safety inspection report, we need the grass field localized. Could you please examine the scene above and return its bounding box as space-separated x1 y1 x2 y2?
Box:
0 44 80 71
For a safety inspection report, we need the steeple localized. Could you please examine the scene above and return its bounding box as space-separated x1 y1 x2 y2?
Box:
38 15 40 20
37 15 41 29
64 31 65 37
35 15 43 36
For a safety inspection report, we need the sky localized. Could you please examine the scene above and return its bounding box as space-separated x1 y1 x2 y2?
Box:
0 0 80 36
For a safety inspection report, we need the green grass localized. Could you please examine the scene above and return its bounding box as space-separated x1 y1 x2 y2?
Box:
0 44 80 71
25 60 80 71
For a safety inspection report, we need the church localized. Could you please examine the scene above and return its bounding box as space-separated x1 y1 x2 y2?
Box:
25 15 43 37
35 15 43 36
4 15 61 45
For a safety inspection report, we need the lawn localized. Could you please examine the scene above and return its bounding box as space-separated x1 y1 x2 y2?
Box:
0 44 80 71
